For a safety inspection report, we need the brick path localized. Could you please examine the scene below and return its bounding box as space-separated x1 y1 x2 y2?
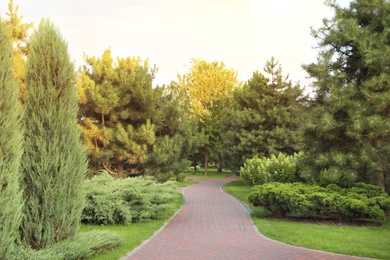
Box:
123 176 371 260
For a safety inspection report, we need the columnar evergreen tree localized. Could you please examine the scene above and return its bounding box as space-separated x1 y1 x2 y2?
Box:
0 20 23 259
302 0 390 190
222 58 305 174
21 20 87 249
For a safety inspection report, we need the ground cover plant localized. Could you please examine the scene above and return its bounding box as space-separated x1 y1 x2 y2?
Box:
80 178 190 260
248 182 390 223
82 171 178 225
9 230 122 260
224 179 390 259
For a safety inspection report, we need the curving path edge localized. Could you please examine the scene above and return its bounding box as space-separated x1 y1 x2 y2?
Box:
122 176 371 260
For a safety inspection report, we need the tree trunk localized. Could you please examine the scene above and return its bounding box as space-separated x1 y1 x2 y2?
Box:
378 171 386 192
217 152 223 173
117 161 124 175
193 159 197 174
204 150 209 176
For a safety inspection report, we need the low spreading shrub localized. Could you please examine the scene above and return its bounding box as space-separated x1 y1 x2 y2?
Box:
240 152 303 186
82 171 177 225
248 182 390 223
176 173 186 182
9 230 122 260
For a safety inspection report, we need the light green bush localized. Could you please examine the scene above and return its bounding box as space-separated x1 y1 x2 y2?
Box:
9 230 122 260
82 171 178 225
248 182 389 223
240 152 303 186
176 173 186 182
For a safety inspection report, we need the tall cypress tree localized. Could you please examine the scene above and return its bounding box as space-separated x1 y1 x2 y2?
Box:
0 20 23 259
21 20 87 249
303 0 390 190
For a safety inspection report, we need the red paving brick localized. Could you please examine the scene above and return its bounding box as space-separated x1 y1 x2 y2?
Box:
123 176 371 260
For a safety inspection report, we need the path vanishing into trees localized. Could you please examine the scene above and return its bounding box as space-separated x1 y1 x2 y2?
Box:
122 176 370 260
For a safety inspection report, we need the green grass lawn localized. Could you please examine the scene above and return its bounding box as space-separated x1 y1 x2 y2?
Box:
224 179 390 260
184 166 234 179
80 219 173 260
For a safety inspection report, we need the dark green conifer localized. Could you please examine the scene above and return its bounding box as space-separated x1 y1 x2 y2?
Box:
21 20 87 249
0 20 23 259
222 58 305 173
303 0 390 190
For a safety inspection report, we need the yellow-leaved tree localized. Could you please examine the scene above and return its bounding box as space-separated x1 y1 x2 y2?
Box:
3 0 32 103
178 59 239 175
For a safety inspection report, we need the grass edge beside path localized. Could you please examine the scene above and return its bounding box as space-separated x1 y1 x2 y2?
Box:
80 171 232 260
223 179 390 260
80 179 196 260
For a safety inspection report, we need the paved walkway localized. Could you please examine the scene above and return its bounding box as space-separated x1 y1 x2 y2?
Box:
123 176 371 260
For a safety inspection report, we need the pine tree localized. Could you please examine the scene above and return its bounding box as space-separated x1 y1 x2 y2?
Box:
0 20 23 259
222 58 305 174
78 49 156 176
21 20 87 249
303 0 390 190
146 82 207 181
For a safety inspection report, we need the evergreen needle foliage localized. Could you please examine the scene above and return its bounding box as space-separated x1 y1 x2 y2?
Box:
0 20 23 258
21 19 88 250
82 172 177 225
9 230 122 260
302 0 390 191
222 58 305 173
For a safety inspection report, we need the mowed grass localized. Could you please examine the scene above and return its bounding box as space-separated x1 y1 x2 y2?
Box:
184 167 234 179
224 179 390 260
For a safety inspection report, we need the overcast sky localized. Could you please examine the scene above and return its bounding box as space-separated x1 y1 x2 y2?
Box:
1 0 350 87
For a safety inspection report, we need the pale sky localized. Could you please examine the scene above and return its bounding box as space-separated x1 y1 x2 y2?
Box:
1 0 350 87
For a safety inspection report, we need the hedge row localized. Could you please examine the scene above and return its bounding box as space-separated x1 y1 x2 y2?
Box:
248 182 390 223
82 172 178 225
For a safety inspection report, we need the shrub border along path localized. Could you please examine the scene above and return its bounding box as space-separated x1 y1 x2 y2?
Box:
122 176 369 260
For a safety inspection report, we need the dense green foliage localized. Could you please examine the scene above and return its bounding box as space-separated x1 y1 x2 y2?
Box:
178 59 239 174
10 230 122 260
240 152 303 186
145 83 202 182
222 58 305 174
249 182 390 223
225 180 390 260
0 20 23 258
2 0 32 102
21 20 88 249
78 50 156 175
78 52 199 180
302 0 390 190
82 172 177 225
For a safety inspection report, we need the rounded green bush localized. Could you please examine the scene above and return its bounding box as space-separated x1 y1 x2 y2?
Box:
249 182 388 223
82 171 177 225
240 152 303 186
